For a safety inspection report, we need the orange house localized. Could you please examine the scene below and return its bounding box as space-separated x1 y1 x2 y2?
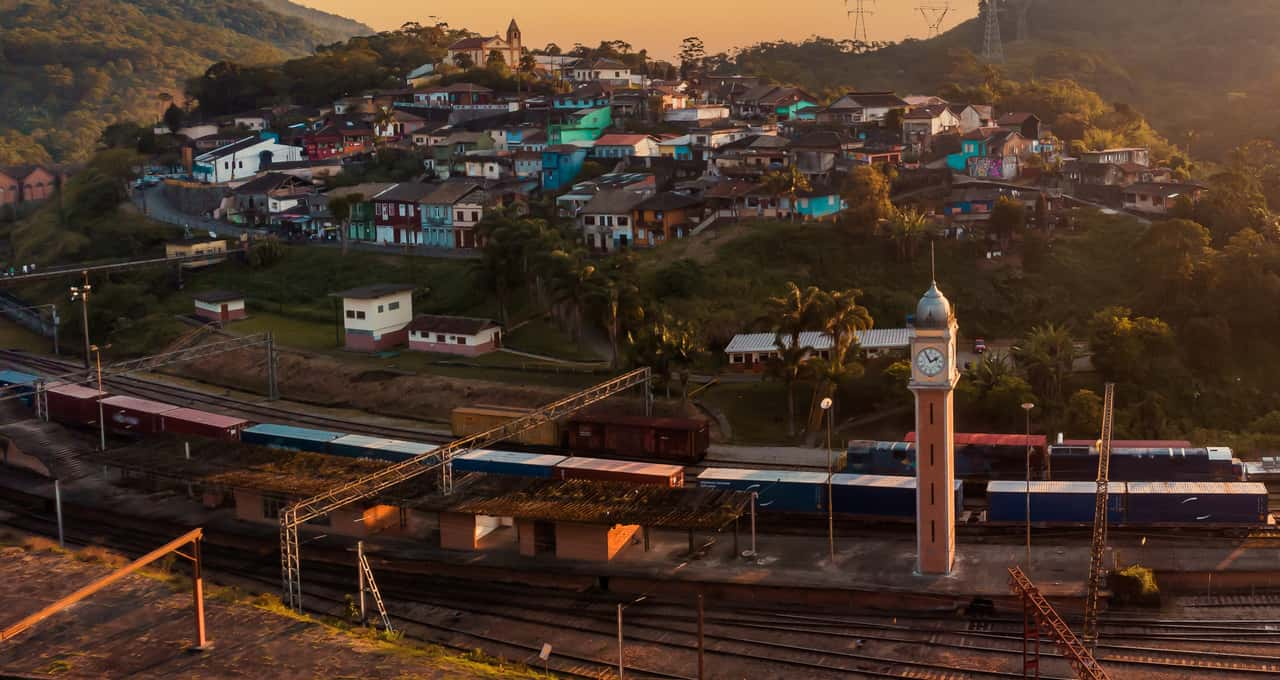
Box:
631 192 706 247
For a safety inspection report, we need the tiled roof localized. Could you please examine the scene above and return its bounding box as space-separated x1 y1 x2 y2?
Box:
636 192 704 211
833 91 908 109
449 36 498 50
375 182 435 203
593 134 653 146
421 181 482 205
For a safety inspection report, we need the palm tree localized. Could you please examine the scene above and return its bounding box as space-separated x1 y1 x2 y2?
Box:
587 276 644 369
805 288 874 434
766 281 823 437
761 166 812 222
328 192 362 256
666 320 703 403
972 350 1015 393
1012 323 1076 405
548 258 596 342
885 208 931 261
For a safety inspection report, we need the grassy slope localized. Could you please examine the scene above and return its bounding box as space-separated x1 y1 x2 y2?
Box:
253 0 373 42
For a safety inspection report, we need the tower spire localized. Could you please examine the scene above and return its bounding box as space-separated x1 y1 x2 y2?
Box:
930 241 937 284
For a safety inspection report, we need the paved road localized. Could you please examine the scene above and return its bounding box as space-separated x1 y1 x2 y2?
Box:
134 186 479 260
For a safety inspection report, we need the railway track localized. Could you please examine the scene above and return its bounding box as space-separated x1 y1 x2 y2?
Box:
5 484 1279 678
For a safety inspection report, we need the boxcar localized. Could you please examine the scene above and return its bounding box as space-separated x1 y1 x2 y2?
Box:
554 458 684 487
45 383 104 427
242 423 344 453
830 474 963 519
849 437 1046 481
696 468 828 512
100 395 179 435
450 406 560 447
0 370 39 407
565 414 710 464
1125 482 1268 524
452 450 567 478
987 481 1127 524
161 407 248 441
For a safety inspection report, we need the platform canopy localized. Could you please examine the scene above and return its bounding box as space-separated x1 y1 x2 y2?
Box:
410 476 753 531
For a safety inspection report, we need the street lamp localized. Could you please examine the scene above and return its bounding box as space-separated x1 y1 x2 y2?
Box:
1021 402 1035 572
820 396 835 565
70 272 92 369
90 344 110 451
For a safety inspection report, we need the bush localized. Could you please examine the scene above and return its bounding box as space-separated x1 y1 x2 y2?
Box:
1110 564 1160 607
651 259 705 299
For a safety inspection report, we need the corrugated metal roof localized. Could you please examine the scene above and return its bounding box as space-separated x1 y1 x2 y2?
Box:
47 383 103 399
244 423 344 442
698 468 829 484
456 450 567 467
988 481 1116 494
0 370 39 385
165 408 249 428
101 396 179 415
1127 482 1267 495
724 328 911 354
556 458 683 475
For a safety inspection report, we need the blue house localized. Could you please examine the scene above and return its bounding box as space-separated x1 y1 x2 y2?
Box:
794 184 847 221
542 145 590 192
419 182 483 248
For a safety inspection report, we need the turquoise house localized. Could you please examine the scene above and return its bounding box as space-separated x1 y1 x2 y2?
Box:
795 188 847 221
548 107 612 145
419 182 483 248
542 145 589 192
552 85 612 110
777 99 818 120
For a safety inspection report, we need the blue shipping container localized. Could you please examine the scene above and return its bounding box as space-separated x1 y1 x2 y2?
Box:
242 423 345 453
988 481 1126 524
452 450 567 478
830 474 963 518
1125 482 1268 524
327 434 412 462
696 469 827 512
374 439 439 463
0 369 39 406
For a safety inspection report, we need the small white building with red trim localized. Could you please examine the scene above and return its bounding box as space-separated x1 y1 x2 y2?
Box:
407 315 502 356
332 284 415 352
192 290 246 323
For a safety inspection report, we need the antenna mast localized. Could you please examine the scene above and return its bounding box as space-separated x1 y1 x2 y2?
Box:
847 0 875 44
981 0 1005 62
917 2 952 38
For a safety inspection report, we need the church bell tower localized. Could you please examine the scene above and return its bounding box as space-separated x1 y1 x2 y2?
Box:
909 278 960 575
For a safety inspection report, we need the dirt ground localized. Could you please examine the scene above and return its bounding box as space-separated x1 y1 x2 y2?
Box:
0 537 526 679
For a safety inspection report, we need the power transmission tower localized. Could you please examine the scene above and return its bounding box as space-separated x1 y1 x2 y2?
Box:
981 0 1004 62
1083 383 1117 650
917 2 952 38
1015 0 1032 41
1008 566 1110 679
847 0 875 44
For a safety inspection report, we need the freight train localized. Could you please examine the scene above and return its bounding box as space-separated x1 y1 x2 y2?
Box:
847 435 1244 483
987 481 1270 525
450 406 710 464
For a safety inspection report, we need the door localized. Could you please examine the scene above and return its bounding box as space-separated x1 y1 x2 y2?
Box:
220 304 229 322
533 521 556 554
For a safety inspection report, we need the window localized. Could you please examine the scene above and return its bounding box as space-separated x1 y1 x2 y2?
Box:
377 304 384 313
436 334 446 342
931 520 936 543
262 496 284 519
456 210 464 221
930 483 935 506
456 337 467 345
930 444 935 467
618 216 629 227
584 215 595 226
355 311 366 320
399 204 407 217
471 211 479 221
929 402 934 425
730 354 743 364
346 310 356 319
388 301 400 311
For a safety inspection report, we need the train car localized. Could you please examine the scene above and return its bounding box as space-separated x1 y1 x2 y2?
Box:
161 408 249 441
830 474 963 519
0 369 39 406
696 469 829 512
326 434 437 463
242 423 344 453
565 414 710 464
100 395 179 435
1046 446 1237 482
987 481 1127 524
554 458 685 487
1125 482 1269 525
45 383 104 427
450 406 561 447
1059 439 1192 448
848 437 1047 481
452 450 568 478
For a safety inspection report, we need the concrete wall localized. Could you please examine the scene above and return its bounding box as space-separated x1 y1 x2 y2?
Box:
440 511 479 551
345 327 408 352
517 518 537 556
555 522 639 562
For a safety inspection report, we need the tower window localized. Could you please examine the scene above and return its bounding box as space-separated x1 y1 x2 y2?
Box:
930 444 935 467
930 483 935 506
929 402 935 425
931 520 936 543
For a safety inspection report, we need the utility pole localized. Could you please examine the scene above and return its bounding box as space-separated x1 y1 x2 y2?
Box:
266 332 279 401
696 594 705 680
54 479 64 548
1021 402 1035 572
821 397 835 564
616 603 625 679
70 272 92 368
357 540 367 624
91 344 107 452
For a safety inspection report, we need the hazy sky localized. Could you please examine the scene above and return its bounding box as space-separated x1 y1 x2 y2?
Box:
294 0 978 60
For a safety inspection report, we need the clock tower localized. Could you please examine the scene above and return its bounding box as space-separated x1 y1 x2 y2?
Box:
909 279 960 575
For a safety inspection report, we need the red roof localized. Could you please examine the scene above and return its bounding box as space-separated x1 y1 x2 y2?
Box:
47 383 102 399
165 407 250 429
903 432 1048 448
594 134 653 147
1059 439 1193 448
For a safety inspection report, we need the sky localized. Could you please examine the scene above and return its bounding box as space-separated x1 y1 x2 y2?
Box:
294 0 979 60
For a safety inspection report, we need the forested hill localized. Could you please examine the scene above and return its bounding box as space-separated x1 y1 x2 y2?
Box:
0 0 371 164
255 0 372 41
732 0 1280 160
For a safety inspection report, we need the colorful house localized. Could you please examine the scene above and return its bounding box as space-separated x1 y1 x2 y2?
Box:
418 182 478 248
591 134 660 159
552 84 612 110
373 183 434 245
332 284 415 352
794 184 848 221
548 107 612 145
632 193 706 247
192 291 246 323
326 183 394 242
542 145 590 192
947 128 1033 179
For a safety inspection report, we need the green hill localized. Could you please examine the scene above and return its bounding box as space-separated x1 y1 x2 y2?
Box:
733 0 1280 160
254 0 372 42
0 0 369 163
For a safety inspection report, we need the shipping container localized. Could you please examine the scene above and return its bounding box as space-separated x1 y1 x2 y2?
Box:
242 423 345 453
372 439 439 463
326 434 437 463
161 407 249 441
1060 439 1193 448
905 432 1049 448
555 457 685 487
0 370 39 406
452 450 567 478
829 474 963 518
566 414 710 463
100 395 180 434
696 468 828 512
1047 446 1235 482
1125 482 1268 524
45 383 104 427
987 481 1127 524
450 406 560 447
847 438 1045 481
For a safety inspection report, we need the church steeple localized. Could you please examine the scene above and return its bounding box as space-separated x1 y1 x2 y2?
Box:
507 18 521 44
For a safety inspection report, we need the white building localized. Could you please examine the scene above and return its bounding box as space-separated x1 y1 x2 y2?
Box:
664 106 730 123
192 134 304 184
723 329 912 370
332 284 415 352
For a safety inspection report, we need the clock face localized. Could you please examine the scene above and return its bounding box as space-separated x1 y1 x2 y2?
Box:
916 347 945 377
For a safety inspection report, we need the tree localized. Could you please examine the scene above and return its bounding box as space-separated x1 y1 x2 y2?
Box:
373 107 396 139
678 36 706 79
1087 306 1177 387
806 288 874 435
883 107 906 133
840 165 894 233
884 208 931 261
156 92 173 123
766 282 824 438
761 166 811 223
486 50 507 71
328 193 362 256
1012 323 1076 406
1063 389 1104 437
519 52 538 75
453 52 474 70
1136 218 1213 308
988 196 1025 250
162 103 186 134
543 43 562 55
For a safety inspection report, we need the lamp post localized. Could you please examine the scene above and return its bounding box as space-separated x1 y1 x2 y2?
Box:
820 396 835 564
70 272 92 368
1021 402 1035 572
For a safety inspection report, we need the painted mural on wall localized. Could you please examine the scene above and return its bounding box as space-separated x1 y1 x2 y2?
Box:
967 156 1007 179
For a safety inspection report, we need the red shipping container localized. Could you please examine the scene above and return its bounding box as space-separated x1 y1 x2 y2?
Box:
566 414 709 463
45 383 104 427
555 458 684 487
162 407 250 441
100 395 179 435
